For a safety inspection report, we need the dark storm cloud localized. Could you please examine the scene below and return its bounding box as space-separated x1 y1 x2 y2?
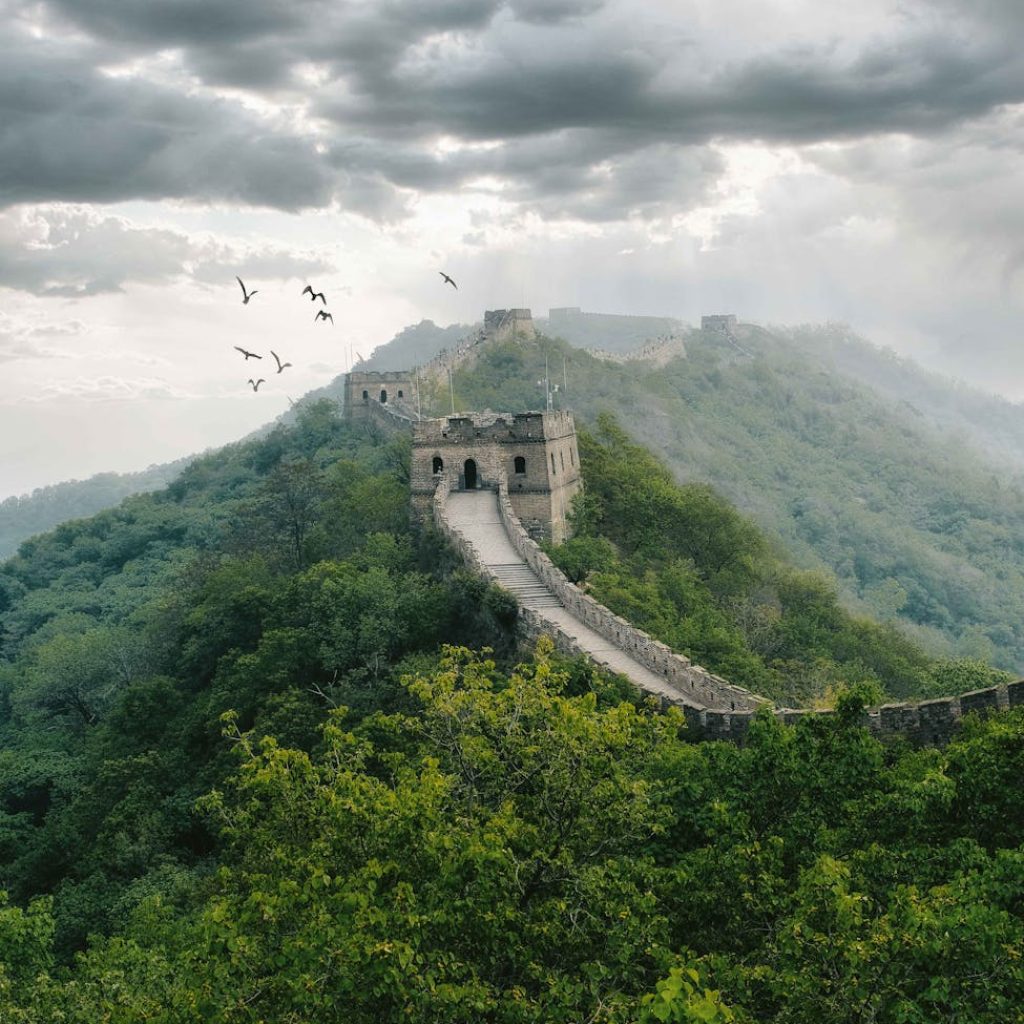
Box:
7 0 1024 222
504 0 604 24
0 33 333 210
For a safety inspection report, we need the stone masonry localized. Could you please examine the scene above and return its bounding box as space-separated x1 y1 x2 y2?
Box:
411 409 581 544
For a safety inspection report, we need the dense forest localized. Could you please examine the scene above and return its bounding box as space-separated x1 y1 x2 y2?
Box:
0 459 192 562
550 415 1007 706
434 324 1024 672
0 398 1022 1020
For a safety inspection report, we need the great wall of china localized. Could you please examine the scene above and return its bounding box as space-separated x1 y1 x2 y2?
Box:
342 308 1024 745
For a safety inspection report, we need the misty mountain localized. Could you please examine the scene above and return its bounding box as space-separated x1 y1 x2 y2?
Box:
425 321 1024 670
6 311 1024 676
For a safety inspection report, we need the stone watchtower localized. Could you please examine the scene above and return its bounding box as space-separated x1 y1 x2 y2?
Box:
483 308 536 342
343 370 417 418
411 410 582 543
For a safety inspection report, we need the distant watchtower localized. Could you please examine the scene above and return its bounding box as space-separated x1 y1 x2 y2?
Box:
411 409 581 543
484 308 535 341
701 314 738 331
343 370 417 418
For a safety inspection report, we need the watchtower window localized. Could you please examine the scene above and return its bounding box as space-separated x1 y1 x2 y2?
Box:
362 389 368 401
398 389 404 398
432 456 444 474
380 389 388 403
514 456 526 475
550 452 556 474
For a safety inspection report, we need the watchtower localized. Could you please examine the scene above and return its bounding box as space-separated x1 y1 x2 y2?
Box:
701 314 738 331
483 308 536 341
411 409 581 543
343 370 417 418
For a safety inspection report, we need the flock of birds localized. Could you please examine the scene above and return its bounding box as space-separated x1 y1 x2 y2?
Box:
232 270 458 393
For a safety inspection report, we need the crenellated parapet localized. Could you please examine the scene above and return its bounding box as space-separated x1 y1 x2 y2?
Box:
411 409 581 544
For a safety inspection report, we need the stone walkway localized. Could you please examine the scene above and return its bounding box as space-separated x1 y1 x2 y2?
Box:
445 490 687 703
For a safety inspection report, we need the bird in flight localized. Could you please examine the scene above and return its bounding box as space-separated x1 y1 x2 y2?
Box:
247 378 266 392
236 276 258 304
314 310 334 325
271 350 293 374
440 271 457 290
234 346 262 360
301 284 327 305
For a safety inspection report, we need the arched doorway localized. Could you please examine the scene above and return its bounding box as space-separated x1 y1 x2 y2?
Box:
463 458 478 490
380 388 388 404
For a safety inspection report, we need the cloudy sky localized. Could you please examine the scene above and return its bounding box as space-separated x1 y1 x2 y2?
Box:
3 0 1024 497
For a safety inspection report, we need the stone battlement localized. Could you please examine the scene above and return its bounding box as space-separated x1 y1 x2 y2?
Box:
701 314 738 331
484 308 535 341
411 408 580 544
412 409 575 445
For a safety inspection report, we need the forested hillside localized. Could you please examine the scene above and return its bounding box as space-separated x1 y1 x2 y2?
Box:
1 398 1022 1020
0 459 192 561
437 325 1024 671
0 320 468 561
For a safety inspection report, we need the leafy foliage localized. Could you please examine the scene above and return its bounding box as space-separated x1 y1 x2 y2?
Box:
542 415 1007 704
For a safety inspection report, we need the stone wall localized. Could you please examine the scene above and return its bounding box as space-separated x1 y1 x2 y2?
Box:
492 473 765 712
701 314 738 331
431 469 1024 747
345 334 1024 748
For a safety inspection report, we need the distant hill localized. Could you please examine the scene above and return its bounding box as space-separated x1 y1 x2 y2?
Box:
781 323 1024 473
435 322 1024 670
0 321 471 561
0 459 192 561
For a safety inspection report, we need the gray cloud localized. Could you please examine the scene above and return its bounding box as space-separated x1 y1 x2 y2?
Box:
0 32 333 211
4 0 1020 224
0 207 332 295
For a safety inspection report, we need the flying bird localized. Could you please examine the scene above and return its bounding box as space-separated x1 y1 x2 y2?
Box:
270 350 292 374
301 284 327 305
236 276 258 304
247 378 266 392
234 346 262 360
314 310 334 325
439 271 457 290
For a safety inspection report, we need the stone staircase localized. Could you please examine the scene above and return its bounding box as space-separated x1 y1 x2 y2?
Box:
443 489 693 703
488 563 563 609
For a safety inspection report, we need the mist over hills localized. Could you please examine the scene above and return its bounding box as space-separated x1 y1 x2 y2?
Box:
418 318 1024 670
6 311 1024 675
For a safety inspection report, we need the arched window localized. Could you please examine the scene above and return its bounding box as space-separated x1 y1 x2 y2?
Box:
398 389 404 398
550 452 556 474
514 456 526 474
362 389 368 401
380 389 388 403
432 456 444 474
